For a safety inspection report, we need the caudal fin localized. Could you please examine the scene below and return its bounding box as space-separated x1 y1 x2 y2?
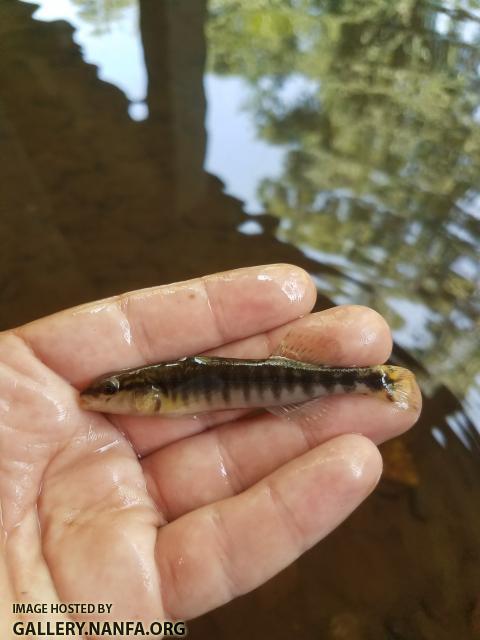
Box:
383 365 421 412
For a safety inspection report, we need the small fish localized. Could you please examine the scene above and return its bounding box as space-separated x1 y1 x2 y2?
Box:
79 355 418 417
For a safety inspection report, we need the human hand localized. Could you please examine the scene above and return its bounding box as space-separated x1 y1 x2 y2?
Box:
0 264 421 631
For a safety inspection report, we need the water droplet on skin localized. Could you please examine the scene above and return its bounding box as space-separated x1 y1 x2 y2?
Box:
280 269 310 303
360 327 377 345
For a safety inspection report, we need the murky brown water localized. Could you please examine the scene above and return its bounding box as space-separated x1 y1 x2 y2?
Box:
1 0 480 637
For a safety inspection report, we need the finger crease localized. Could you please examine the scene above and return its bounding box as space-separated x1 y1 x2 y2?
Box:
116 295 151 364
214 430 244 495
143 467 170 526
200 278 228 346
297 419 321 452
265 481 307 555
209 507 241 600
11 331 58 380
154 528 176 620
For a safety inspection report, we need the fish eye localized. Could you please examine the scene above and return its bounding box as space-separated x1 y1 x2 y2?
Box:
99 379 119 395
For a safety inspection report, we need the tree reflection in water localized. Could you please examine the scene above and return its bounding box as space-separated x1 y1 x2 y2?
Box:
207 0 480 422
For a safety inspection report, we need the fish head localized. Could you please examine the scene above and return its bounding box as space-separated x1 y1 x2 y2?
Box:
79 371 164 415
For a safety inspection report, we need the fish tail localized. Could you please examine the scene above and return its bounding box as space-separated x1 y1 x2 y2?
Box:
382 365 420 411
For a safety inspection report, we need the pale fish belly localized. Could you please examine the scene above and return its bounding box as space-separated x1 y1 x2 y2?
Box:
163 380 360 415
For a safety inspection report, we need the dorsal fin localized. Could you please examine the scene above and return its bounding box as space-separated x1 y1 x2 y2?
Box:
272 325 330 366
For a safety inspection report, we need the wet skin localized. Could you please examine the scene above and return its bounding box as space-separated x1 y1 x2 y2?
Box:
0 264 421 630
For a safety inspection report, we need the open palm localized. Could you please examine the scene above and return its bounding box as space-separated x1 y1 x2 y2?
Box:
0 265 420 631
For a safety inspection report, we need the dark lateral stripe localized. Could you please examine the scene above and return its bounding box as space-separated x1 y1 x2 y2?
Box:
282 364 297 393
241 364 252 402
269 366 283 400
201 372 214 404
255 364 266 398
220 365 232 403
361 370 384 391
337 369 356 390
298 368 315 396
123 370 163 390
123 377 167 401
180 381 191 403
230 365 245 402
169 368 179 402
236 363 255 401
305 368 341 390
248 366 265 398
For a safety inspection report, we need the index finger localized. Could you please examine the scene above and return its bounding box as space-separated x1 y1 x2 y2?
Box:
17 264 316 386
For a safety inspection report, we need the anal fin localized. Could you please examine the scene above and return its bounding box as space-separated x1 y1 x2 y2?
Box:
266 397 333 429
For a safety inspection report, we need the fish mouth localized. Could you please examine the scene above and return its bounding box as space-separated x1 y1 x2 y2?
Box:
78 391 105 412
79 389 133 415
79 395 93 411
